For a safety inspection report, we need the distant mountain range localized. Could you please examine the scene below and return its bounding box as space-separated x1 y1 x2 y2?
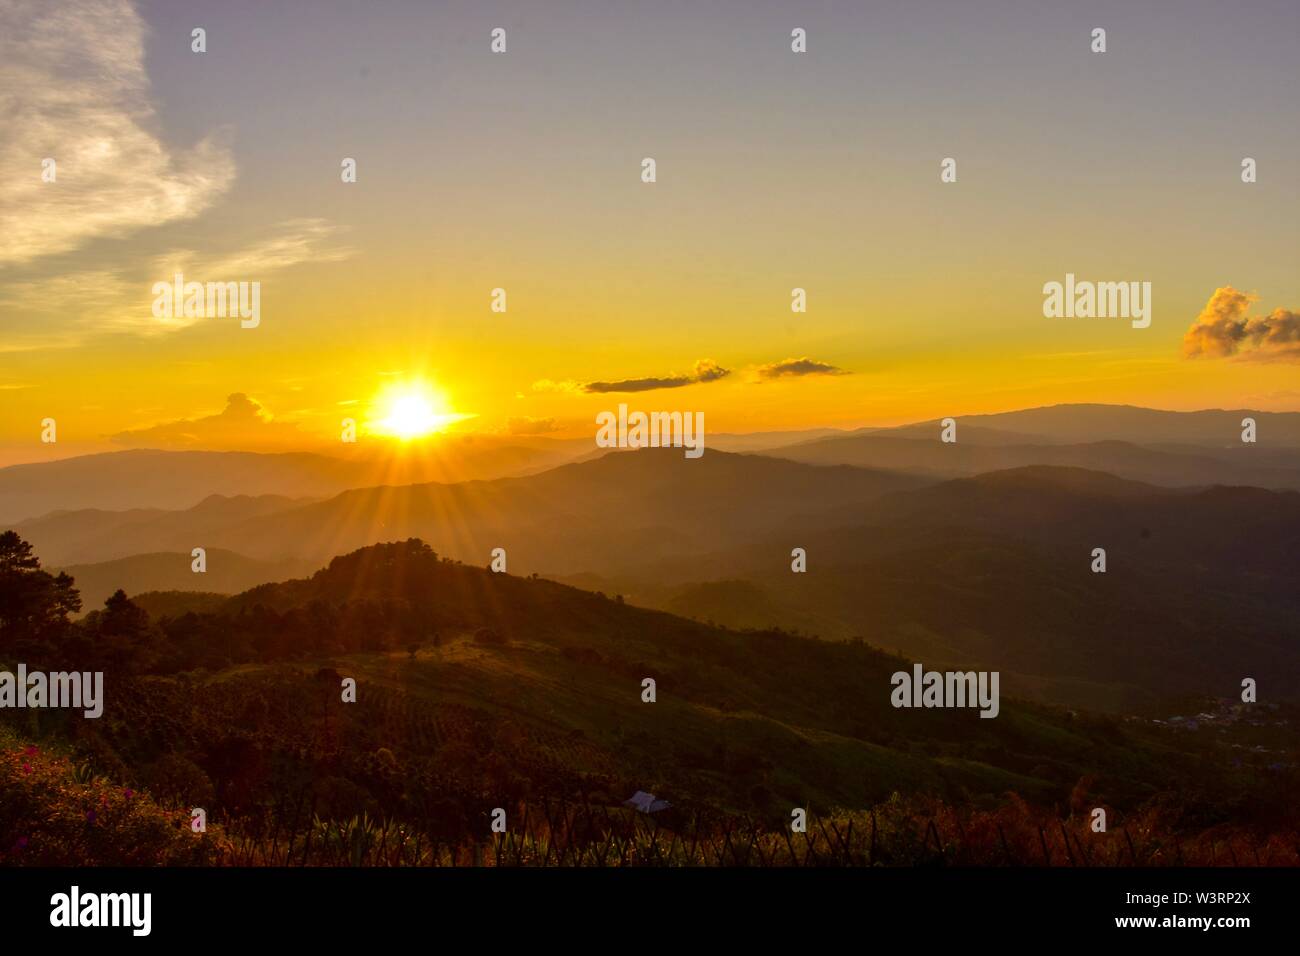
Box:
623 466 1300 711
16 494 312 566
7 402 1300 713
848 404 1300 447
103 450 921 572
8 404 1299 526
0 436 595 524
763 436 1300 489
57 550 315 614
756 403 1300 487
14 447 925 580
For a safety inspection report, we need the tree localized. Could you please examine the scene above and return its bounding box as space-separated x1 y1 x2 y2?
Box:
86 589 159 672
0 531 81 648
100 589 150 638
0 530 40 574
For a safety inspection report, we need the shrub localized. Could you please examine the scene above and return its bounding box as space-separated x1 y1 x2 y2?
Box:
0 727 228 866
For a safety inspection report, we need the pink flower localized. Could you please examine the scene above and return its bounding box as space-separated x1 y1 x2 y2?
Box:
21 763 31 774
24 745 38 756
124 788 134 800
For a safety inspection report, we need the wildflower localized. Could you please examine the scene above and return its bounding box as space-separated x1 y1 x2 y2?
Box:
86 810 96 824
24 745 38 756
14 837 28 850
22 763 31 774
124 788 134 800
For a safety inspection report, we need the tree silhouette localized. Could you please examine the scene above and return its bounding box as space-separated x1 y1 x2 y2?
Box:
86 589 159 672
0 530 81 648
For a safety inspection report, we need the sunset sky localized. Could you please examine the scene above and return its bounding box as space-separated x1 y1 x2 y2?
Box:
2 0 1298 465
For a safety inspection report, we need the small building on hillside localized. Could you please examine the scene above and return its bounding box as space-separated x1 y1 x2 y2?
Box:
623 790 672 814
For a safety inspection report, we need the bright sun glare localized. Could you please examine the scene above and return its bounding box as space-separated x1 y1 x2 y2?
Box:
371 382 465 440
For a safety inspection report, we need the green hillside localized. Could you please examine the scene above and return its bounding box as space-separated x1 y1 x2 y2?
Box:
5 536 1296 864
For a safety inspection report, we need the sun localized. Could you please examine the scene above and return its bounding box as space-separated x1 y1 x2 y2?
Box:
369 381 468 440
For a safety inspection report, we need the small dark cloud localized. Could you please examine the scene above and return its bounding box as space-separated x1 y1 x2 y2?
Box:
756 357 847 379
583 359 730 393
585 376 690 393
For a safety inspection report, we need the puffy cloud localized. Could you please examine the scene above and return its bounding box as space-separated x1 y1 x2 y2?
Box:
583 359 731 393
1182 287 1300 361
0 0 235 266
110 393 304 449
691 359 730 383
756 357 847 379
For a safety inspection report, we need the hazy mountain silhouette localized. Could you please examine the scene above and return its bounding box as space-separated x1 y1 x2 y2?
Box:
8 402 1300 717
763 436 1300 489
0 437 594 524
56 549 315 613
706 427 853 451
624 467 1300 711
36 450 923 573
15 494 313 565
10 404 1296 528
856 403 1300 447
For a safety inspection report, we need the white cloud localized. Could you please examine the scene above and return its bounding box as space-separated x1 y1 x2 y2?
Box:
153 219 354 285
0 219 353 344
0 0 235 266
